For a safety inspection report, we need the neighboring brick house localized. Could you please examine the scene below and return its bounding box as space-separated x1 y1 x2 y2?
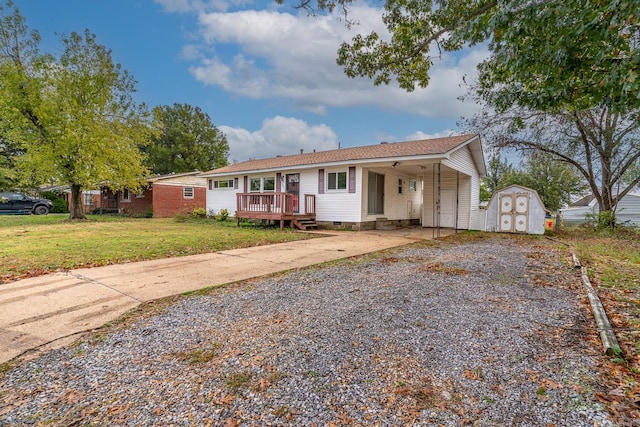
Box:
113 171 207 218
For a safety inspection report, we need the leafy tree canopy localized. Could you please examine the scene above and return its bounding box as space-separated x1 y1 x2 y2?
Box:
147 103 229 175
333 0 639 112
0 2 153 219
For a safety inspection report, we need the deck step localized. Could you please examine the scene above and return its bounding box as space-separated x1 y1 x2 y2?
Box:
292 219 318 230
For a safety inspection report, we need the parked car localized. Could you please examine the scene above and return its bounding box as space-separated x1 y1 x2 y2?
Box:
0 192 54 215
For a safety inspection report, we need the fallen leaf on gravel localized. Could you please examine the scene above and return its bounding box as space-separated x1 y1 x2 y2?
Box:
219 394 235 405
464 368 483 380
223 418 239 427
541 378 563 390
257 378 271 391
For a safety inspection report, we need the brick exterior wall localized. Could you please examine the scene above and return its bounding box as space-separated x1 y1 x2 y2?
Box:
152 184 206 218
116 188 153 216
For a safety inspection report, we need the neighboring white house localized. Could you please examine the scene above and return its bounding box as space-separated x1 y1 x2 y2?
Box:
201 134 486 230
560 193 640 226
484 184 547 235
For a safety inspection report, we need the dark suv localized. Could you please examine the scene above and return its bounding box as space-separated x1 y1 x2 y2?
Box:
0 192 54 215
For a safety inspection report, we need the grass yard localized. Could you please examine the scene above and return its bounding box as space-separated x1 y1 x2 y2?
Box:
555 226 640 418
0 214 315 283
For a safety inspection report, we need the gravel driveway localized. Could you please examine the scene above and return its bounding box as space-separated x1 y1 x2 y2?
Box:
0 236 613 426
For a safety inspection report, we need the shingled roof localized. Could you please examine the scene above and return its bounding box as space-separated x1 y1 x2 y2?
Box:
202 134 479 176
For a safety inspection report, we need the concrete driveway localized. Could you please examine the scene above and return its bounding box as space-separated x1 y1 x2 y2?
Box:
0 228 450 364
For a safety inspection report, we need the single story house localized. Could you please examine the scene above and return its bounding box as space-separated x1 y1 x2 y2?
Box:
201 134 486 230
484 184 547 235
560 192 640 226
108 171 207 217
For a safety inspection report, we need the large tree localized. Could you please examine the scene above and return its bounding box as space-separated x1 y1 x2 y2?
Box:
333 0 639 112
467 106 640 217
146 103 229 175
0 2 152 219
313 0 639 220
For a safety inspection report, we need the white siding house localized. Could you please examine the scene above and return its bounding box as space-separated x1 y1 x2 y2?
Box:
201 135 486 230
560 193 640 226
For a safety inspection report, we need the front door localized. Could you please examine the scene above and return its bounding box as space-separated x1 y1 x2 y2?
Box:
499 193 529 233
286 173 300 213
367 171 384 215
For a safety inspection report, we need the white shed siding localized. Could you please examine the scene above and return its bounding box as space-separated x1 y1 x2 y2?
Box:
485 185 546 234
315 166 362 222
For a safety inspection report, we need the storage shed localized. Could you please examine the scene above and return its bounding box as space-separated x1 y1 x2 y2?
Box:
485 184 547 235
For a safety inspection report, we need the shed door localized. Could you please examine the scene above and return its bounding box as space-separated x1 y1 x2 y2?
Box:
499 193 529 233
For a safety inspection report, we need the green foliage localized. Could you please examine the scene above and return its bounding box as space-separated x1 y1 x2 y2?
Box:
146 103 229 175
190 207 207 218
39 191 69 213
0 4 153 219
498 151 588 211
483 154 514 194
334 0 640 112
596 210 617 231
214 208 229 221
479 181 491 202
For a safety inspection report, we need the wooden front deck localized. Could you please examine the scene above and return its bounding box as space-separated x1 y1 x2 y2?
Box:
236 193 316 230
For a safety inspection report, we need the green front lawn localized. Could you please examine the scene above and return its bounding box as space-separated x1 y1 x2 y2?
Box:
0 214 314 282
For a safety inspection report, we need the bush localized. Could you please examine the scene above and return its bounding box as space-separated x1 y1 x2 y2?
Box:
596 210 617 230
174 212 188 223
40 191 69 213
191 207 207 218
215 208 229 221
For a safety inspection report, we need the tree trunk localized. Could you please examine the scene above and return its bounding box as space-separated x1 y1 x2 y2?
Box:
69 183 87 220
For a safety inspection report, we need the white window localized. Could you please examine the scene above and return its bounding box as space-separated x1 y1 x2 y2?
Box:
213 179 234 189
249 177 276 192
327 171 347 190
183 187 194 199
121 189 131 202
250 178 261 192
409 179 417 192
263 177 275 192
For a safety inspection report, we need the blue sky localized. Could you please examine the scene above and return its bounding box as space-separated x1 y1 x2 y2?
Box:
16 0 488 163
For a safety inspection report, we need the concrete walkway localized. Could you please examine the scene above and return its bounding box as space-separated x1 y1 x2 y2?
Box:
0 228 451 364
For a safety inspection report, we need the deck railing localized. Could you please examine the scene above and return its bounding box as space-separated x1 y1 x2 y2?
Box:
236 193 316 216
304 194 316 215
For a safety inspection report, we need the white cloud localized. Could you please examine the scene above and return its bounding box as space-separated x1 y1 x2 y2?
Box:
186 5 486 119
220 116 339 162
405 129 459 141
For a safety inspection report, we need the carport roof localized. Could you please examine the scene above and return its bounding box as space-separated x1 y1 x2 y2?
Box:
202 134 482 176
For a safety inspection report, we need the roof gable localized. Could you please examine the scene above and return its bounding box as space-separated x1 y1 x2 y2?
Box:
202 134 482 176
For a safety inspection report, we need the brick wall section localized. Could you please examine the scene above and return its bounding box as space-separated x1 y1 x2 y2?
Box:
152 184 206 218
117 188 153 216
